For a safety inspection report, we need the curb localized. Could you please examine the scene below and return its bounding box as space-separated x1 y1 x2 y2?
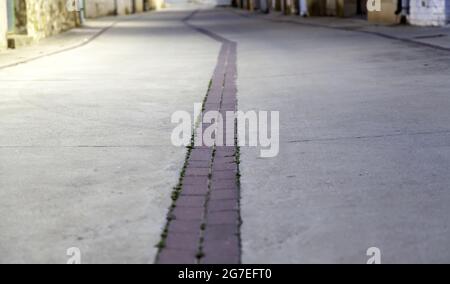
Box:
0 20 118 71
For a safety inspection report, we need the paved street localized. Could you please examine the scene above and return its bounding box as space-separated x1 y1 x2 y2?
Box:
0 5 221 263
1 3 450 264
227 11 450 263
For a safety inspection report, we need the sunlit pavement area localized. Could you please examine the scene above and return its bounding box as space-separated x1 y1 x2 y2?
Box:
2 2 450 263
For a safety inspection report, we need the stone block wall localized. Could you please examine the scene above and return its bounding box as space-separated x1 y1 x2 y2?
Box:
409 0 449 26
1 0 165 50
26 0 79 40
117 0 133 15
84 0 117 18
15 0 28 34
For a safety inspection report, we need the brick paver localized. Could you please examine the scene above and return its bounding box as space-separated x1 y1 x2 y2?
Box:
156 10 241 264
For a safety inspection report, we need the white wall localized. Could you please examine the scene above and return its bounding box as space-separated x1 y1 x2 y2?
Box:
409 0 449 26
0 0 8 50
85 0 137 18
85 0 117 18
117 0 134 15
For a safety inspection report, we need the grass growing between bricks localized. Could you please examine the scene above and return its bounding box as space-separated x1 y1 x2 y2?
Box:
156 11 240 263
234 131 243 263
195 147 216 262
154 79 213 257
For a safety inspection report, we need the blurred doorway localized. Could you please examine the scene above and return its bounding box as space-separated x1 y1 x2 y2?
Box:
357 0 368 18
6 0 15 33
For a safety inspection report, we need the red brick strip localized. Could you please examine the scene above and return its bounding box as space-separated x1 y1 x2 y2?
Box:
156 11 240 264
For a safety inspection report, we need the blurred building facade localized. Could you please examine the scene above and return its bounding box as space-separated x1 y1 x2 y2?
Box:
0 0 80 49
245 0 366 17
0 1 7 50
0 0 165 51
409 0 450 26
368 0 450 25
238 0 450 26
84 0 165 18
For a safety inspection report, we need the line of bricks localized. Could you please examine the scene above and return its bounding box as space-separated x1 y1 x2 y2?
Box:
200 41 239 264
156 11 240 264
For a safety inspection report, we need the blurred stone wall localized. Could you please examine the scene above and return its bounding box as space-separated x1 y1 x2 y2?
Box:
116 0 134 15
26 0 79 40
409 0 449 26
15 0 28 34
85 0 117 18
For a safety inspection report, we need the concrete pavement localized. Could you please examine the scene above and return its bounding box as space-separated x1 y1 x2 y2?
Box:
0 6 220 263
190 8 450 263
2 3 450 264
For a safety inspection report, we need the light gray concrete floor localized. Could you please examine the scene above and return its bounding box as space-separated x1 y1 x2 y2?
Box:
2 4 450 264
0 6 220 263
191 9 450 263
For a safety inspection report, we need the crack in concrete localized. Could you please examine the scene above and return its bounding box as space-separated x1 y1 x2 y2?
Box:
288 129 450 144
0 145 168 148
